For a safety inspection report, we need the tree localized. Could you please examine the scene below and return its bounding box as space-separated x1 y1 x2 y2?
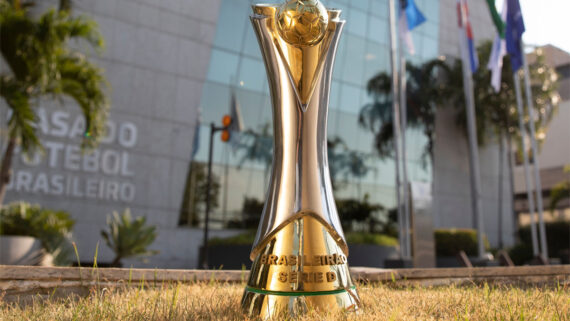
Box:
0 0 108 204
361 40 559 166
359 59 448 166
361 41 559 251
237 123 273 183
178 162 221 226
327 136 374 195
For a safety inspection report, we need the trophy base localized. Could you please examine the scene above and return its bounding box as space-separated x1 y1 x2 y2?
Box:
241 286 360 319
241 215 360 318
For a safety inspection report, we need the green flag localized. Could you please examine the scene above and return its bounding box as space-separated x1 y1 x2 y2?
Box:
485 0 505 38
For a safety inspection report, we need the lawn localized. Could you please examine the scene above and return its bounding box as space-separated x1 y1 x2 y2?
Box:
1 282 569 320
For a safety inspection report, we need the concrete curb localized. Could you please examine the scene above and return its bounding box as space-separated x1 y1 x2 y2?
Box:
2 265 569 303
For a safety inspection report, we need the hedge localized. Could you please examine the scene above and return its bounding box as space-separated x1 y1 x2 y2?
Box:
435 228 489 257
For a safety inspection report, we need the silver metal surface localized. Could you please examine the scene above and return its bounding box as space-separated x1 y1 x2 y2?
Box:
249 6 347 260
521 40 548 259
513 72 540 256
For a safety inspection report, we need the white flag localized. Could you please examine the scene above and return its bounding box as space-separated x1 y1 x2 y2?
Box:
487 1 507 92
399 11 415 55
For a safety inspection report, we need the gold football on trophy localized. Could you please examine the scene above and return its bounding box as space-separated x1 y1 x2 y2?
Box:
276 0 328 46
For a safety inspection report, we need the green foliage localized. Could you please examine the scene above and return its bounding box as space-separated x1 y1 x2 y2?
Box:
361 40 560 164
100 208 158 267
442 41 559 148
0 0 109 204
241 197 264 229
327 136 374 191
178 162 221 226
345 232 398 246
435 228 490 257
549 181 570 212
336 194 386 233
507 242 534 266
209 230 256 246
516 221 570 259
360 59 448 165
208 230 398 247
0 1 108 153
0 201 75 265
548 164 570 211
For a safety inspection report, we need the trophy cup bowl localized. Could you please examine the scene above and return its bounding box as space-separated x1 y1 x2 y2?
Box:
242 2 360 318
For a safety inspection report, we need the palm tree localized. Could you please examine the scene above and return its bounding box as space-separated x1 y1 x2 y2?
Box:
361 41 559 166
327 136 374 195
359 58 448 167
0 0 108 204
362 40 560 250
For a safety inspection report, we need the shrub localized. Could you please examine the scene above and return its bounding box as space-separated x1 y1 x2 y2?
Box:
209 230 257 246
0 202 75 265
208 231 398 247
101 208 158 267
435 228 489 257
508 242 534 265
515 221 570 260
345 232 398 246
336 195 386 233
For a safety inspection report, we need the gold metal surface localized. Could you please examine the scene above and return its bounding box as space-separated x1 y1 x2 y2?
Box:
244 2 359 317
276 0 328 46
242 216 360 318
249 2 346 259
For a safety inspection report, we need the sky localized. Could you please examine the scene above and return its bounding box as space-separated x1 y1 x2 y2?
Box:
497 0 570 53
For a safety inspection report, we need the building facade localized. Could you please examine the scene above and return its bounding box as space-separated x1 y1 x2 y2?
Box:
2 0 509 268
513 45 570 220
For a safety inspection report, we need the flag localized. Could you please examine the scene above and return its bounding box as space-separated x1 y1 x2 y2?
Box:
506 0 525 72
485 0 505 37
487 1 507 92
191 108 202 159
398 0 426 55
457 0 479 74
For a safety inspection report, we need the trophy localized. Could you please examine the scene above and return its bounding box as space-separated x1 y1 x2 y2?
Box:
242 1 360 317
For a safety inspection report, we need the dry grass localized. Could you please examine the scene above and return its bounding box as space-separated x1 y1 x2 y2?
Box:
1 282 569 321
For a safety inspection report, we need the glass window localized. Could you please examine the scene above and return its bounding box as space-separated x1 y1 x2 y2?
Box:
193 0 440 228
347 8 368 37
368 16 389 45
341 35 367 86
212 0 249 52
238 57 266 92
206 49 239 85
422 37 438 60
242 28 262 59
369 0 388 19
362 42 388 85
339 84 362 114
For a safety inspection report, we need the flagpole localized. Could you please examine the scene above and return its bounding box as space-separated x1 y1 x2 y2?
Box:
388 0 406 259
513 71 540 257
399 46 411 259
457 2 485 259
521 40 548 259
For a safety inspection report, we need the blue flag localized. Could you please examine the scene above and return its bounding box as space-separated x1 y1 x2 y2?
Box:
403 0 426 30
506 0 525 72
399 0 426 54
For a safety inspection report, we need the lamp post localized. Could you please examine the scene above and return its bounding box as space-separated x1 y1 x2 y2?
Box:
200 117 233 269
